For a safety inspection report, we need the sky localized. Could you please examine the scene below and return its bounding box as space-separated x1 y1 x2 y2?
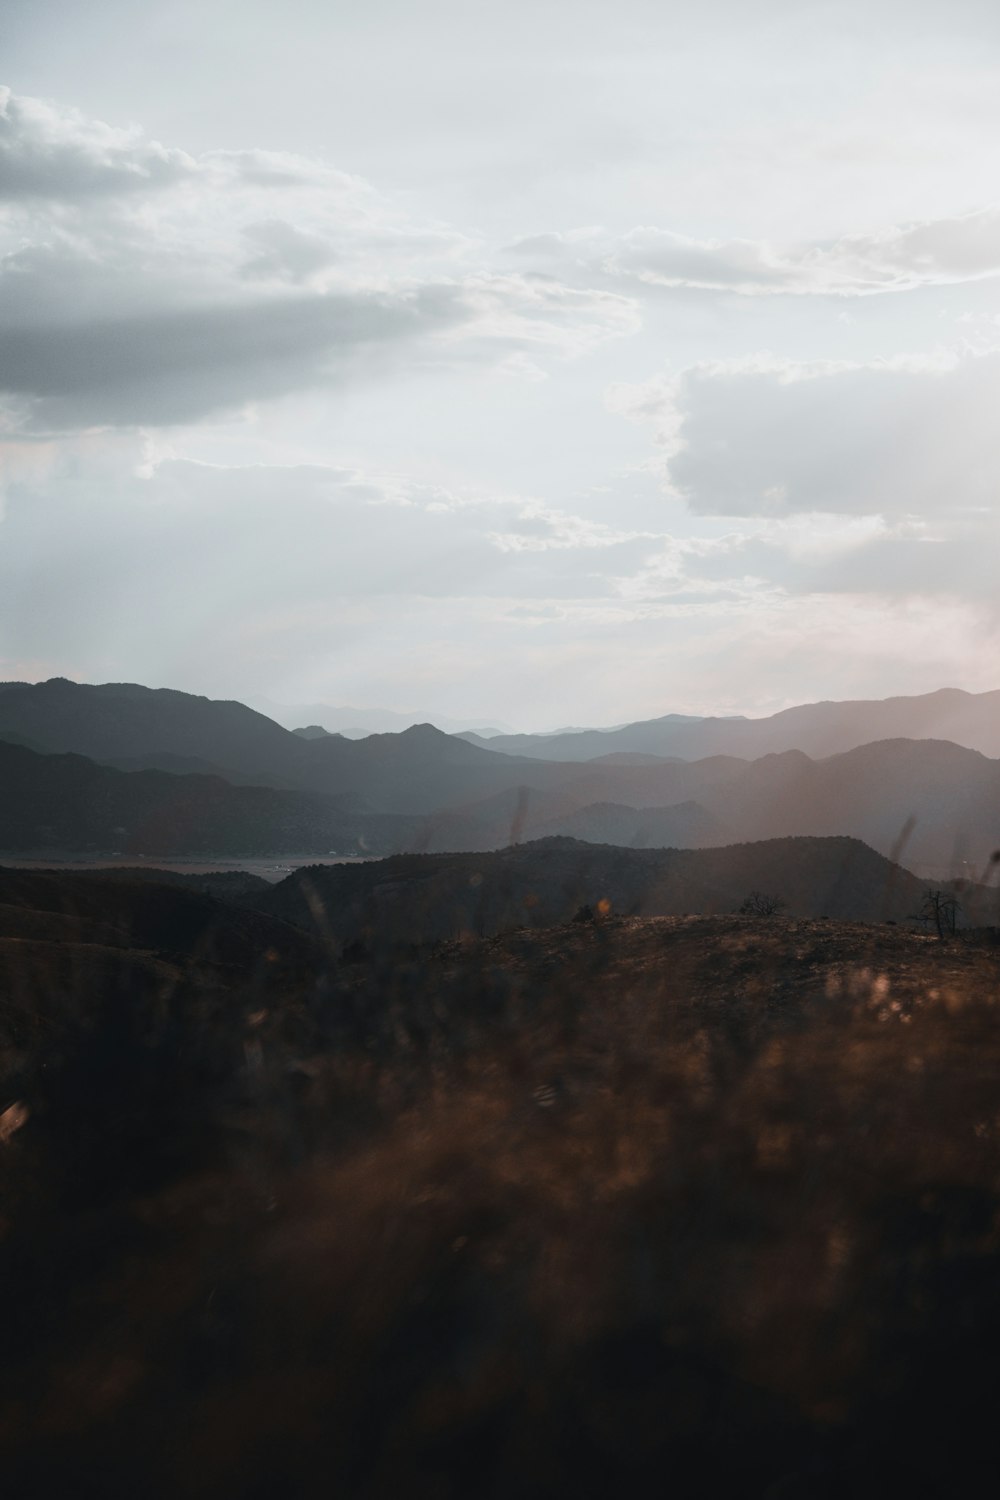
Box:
1 0 998 730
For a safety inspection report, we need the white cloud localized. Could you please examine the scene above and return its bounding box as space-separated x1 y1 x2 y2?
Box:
511 208 1000 298
0 84 194 198
0 88 639 433
2 62 999 725
610 348 1000 519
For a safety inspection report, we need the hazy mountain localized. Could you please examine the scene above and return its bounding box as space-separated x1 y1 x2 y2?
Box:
249 694 511 738
2 681 997 869
459 712 723 760
466 687 1000 762
703 738 1000 870
528 799 728 849
0 679 553 809
253 835 981 946
0 679 529 806
0 679 302 785
501 739 1000 869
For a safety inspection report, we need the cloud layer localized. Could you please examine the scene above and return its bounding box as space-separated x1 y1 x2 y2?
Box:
0 70 997 724
606 210 1000 296
611 349 1000 519
0 88 638 432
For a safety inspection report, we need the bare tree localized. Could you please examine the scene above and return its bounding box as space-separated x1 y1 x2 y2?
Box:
737 891 787 917
914 888 960 939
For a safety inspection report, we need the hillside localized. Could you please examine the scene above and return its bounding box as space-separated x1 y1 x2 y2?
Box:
0 740 425 857
251 834 988 948
3 889 1000 1495
0 866 324 972
4 728 998 872
2 682 997 869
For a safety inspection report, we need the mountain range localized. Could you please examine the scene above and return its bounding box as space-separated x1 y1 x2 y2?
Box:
247 694 510 738
458 687 1000 761
0 678 997 870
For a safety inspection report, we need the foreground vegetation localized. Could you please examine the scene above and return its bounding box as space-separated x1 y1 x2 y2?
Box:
2 876 1000 1495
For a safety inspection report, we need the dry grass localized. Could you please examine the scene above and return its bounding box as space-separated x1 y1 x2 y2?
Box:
2 914 1000 1496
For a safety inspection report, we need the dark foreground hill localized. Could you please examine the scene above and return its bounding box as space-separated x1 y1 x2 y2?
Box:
251 835 996 947
3 885 1000 1496
0 866 324 974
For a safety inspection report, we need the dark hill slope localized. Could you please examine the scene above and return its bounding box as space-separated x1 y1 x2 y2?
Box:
0 740 428 856
252 835 976 947
4 911 1000 1493
0 867 324 971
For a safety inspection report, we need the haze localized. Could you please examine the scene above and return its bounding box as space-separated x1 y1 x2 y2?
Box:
1 0 998 729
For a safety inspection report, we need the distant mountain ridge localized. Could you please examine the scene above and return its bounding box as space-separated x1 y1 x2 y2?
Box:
0 679 542 807
248 694 510 738
1 679 998 868
461 687 1000 762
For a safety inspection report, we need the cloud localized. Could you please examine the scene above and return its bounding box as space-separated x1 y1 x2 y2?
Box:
0 84 194 199
0 286 468 427
2 436 996 724
679 512 1000 604
610 349 1000 518
0 449 660 646
240 220 339 282
512 208 1000 298
0 88 639 432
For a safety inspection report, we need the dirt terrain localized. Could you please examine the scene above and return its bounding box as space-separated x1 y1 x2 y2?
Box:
2 883 1000 1496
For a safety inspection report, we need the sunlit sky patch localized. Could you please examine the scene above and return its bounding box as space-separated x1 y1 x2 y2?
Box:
1 0 998 728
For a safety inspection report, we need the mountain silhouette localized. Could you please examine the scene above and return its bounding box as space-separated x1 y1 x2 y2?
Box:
464 687 1000 762
2 680 998 868
252 834 984 946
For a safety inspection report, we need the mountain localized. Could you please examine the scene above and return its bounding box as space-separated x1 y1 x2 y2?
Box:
466 687 1000 762
0 679 557 809
458 711 722 761
0 679 529 806
528 799 727 849
248 694 511 737
0 678 302 784
0 740 426 857
3 727 999 872
3 682 998 869
442 739 1000 869
252 834 984 947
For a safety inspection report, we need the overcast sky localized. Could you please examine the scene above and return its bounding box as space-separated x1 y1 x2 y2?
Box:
1 0 998 729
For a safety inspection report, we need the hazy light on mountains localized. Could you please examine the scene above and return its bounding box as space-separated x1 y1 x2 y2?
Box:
1 1 998 727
